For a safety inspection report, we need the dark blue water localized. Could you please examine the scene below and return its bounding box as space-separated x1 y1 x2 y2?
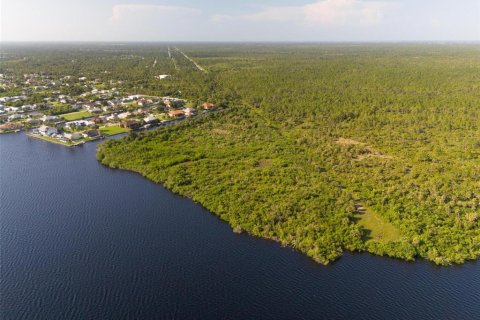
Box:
1 133 479 320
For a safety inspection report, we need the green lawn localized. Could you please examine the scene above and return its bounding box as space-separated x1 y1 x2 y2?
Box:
356 207 402 243
28 133 74 146
61 111 93 121
99 125 129 136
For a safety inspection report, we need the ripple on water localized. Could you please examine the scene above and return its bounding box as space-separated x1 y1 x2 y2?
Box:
1 133 479 320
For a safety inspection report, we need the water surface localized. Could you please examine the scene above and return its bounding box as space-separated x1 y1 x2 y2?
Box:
1 133 479 319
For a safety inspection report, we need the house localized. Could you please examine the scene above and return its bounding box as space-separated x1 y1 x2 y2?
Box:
38 125 58 136
25 118 42 126
144 114 159 124
5 106 20 113
133 108 147 115
85 105 102 113
0 122 23 132
202 102 216 110
83 129 101 138
106 114 118 122
137 99 148 106
183 107 197 117
168 110 185 118
121 119 142 129
91 117 105 125
8 114 23 121
41 115 60 123
64 132 82 140
117 112 131 119
64 120 94 129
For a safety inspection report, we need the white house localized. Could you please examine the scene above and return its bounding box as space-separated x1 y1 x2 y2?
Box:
64 132 82 140
5 106 19 113
106 114 118 122
8 114 23 121
38 125 58 136
183 107 197 117
64 120 94 129
42 115 59 123
144 114 157 123
117 112 131 119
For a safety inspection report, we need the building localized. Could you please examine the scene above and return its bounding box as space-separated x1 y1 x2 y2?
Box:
64 132 82 140
41 115 60 123
144 114 159 124
121 119 142 129
168 110 185 118
183 107 197 117
117 112 131 120
8 114 23 121
38 125 58 136
83 129 101 138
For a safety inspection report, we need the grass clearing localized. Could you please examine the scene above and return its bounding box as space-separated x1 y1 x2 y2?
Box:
27 133 74 146
99 125 129 136
355 206 402 243
62 111 93 121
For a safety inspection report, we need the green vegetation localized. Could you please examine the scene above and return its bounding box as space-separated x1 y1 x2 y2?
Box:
355 206 402 243
3 43 479 265
27 133 75 146
97 44 480 266
43 103 75 115
61 111 93 121
99 126 129 136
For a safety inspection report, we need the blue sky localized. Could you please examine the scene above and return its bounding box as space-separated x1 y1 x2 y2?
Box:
1 0 479 41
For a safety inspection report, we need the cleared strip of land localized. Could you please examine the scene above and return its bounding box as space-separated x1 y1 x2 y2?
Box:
174 47 207 73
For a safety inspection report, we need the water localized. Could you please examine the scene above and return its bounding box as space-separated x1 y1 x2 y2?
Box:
1 133 479 320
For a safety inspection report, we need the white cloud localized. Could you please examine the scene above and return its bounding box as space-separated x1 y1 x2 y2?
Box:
110 4 202 23
108 4 203 41
304 0 387 26
211 0 389 27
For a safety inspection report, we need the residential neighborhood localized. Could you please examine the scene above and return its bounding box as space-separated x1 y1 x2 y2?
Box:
0 72 219 146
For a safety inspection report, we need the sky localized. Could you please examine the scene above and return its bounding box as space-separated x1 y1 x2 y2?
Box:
1 0 479 42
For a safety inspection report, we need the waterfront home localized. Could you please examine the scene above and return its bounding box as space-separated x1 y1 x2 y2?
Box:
25 118 42 126
64 132 82 140
0 122 23 132
121 119 142 129
8 114 24 121
82 129 101 138
144 114 158 124
38 125 58 136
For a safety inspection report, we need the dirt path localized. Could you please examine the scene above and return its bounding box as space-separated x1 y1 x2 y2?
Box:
174 47 207 73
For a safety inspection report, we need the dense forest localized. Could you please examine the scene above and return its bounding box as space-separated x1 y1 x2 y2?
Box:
3 43 479 265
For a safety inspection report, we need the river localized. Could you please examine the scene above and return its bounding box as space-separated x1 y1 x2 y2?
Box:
1 133 479 319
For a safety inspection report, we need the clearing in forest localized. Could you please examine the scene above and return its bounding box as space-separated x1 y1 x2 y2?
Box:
354 202 402 243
